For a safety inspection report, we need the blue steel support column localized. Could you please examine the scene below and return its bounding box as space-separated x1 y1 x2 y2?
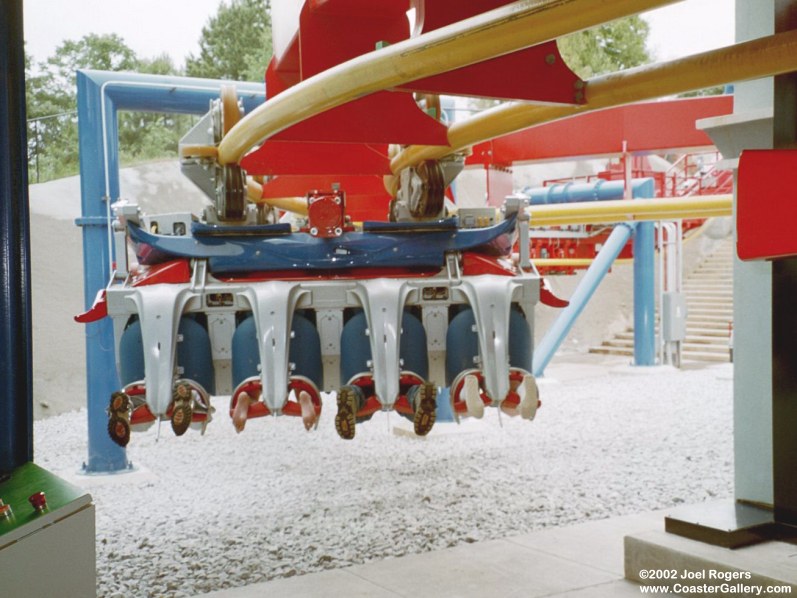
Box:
76 71 265 472
631 177 656 366
77 72 126 472
533 223 636 377
633 222 656 365
0 0 34 472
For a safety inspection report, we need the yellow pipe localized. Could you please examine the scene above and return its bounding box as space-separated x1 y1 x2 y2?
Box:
389 28 797 181
246 179 309 216
218 0 681 164
531 258 633 267
527 195 731 226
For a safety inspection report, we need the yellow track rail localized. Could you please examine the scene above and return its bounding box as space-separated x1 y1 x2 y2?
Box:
218 0 681 165
388 28 797 192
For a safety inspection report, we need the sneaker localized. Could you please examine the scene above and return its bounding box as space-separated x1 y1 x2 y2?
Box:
463 374 484 419
107 391 131 447
171 380 194 436
412 383 437 436
335 386 359 440
518 374 539 420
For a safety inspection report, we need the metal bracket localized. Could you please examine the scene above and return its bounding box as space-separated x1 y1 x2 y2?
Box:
349 279 412 409
237 281 309 414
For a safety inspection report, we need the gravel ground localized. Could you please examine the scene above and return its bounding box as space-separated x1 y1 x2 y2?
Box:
34 356 734 598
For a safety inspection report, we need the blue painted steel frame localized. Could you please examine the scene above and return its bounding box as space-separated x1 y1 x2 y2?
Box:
531 178 656 376
0 0 34 473
76 70 264 472
633 221 656 365
524 178 652 205
533 222 637 377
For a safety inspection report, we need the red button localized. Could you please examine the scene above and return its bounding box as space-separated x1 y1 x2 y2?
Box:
28 492 47 512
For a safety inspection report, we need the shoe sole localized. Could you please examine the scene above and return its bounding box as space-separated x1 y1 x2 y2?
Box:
110 391 130 414
107 391 132 446
464 375 484 419
413 383 437 436
335 387 357 440
108 414 131 447
171 381 194 436
519 375 539 420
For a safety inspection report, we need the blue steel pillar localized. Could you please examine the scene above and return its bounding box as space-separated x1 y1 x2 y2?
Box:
76 72 127 472
631 179 656 367
632 224 656 365
0 0 34 472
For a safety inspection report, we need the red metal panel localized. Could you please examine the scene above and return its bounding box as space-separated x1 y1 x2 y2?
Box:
241 141 390 176
265 0 450 145
467 96 734 165
261 175 390 221
265 58 296 98
412 0 517 34
737 149 797 261
299 1 409 79
404 0 582 102
398 42 584 104
272 91 449 145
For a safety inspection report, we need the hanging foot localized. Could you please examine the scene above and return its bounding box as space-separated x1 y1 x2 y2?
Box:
463 374 484 419
232 391 255 433
298 390 319 431
518 374 539 421
335 386 359 440
107 391 131 447
171 380 194 436
412 382 437 436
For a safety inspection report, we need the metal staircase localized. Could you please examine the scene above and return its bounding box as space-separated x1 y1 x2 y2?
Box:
590 236 734 363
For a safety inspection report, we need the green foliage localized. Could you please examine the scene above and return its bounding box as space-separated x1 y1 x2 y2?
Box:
26 0 274 184
558 16 652 79
185 0 273 81
465 16 651 113
25 36 196 183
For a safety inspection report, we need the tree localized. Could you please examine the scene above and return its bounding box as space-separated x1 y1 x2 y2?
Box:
558 16 652 79
464 16 651 114
25 34 140 181
185 0 273 82
25 35 194 183
118 54 196 164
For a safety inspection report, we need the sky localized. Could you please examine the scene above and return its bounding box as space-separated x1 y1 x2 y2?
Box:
23 0 225 67
22 0 736 69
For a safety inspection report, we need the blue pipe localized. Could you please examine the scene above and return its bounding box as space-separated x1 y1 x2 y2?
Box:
524 178 655 205
532 223 637 377
0 0 34 472
77 71 126 473
77 70 265 472
631 180 656 366
633 221 656 365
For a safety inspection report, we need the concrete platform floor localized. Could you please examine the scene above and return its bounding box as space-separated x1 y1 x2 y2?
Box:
198 509 677 597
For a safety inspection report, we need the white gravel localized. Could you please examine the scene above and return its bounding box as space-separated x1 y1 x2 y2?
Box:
33 356 734 598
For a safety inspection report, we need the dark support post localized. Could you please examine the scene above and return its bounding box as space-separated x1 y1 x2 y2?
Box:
772 0 797 528
0 0 34 472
